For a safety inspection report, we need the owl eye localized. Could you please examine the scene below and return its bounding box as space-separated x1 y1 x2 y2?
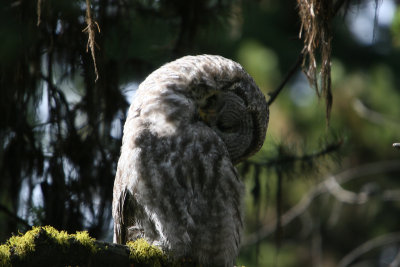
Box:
201 94 218 110
216 118 238 133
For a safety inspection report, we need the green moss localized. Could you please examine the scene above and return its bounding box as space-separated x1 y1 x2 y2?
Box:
6 227 41 258
75 231 97 253
41 225 70 246
0 244 11 267
0 225 99 265
41 226 97 253
127 238 167 267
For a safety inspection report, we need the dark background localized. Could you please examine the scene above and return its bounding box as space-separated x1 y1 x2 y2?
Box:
1 0 400 266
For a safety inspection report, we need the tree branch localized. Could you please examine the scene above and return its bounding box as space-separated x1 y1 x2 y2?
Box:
242 160 400 247
267 54 303 106
324 176 369 204
0 204 31 229
248 139 342 169
1 226 172 267
389 248 400 267
338 232 400 267
353 99 400 130
36 0 42 26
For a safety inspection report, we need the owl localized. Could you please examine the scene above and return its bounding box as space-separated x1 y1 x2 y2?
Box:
112 55 268 266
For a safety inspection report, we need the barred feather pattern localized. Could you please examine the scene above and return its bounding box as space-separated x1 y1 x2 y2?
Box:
113 55 268 266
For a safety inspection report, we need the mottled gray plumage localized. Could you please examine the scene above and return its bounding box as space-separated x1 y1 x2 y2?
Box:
112 55 268 266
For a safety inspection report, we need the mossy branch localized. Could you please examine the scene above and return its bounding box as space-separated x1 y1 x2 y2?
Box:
0 226 178 267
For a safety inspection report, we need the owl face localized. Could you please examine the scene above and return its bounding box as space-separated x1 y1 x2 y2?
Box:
194 66 268 164
198 90 254 164
130 54 268 164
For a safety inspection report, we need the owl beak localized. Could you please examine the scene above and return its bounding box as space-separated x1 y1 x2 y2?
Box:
198 91 219 125
198 108 217 125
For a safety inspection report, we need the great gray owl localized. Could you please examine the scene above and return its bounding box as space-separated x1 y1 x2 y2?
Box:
112 55 268 266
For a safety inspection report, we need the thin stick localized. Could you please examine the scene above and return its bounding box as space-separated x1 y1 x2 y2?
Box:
37 0 42 26
267 54 303 106
83 0 100 82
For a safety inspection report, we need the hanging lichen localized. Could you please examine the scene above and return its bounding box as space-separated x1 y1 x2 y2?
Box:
297 0 333 123
82 0 101 82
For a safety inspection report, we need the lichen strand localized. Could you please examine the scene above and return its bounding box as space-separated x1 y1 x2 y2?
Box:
127 238 168 267
0 244 11 267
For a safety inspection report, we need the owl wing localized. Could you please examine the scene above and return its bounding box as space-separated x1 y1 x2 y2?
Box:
123 124 244 265
114 186 148 244
113 187 129 244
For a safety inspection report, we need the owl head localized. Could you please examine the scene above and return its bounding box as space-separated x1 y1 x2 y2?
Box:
132 55 269 165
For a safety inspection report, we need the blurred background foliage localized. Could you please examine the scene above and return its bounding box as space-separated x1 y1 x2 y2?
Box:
1 0 400 266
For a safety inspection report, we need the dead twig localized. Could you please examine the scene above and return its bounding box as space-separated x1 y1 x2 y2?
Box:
37 0 42 26
267 54 303 106
82 0 100 82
